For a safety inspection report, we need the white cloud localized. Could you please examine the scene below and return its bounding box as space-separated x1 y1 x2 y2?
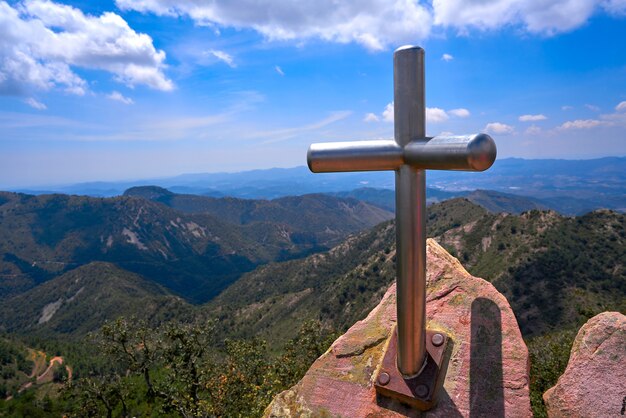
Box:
426 107 449 123
382 102 394 122
615 101 626 111
24 97 46 110
442 53 454 61
377 102 467 123
115 0 626 49
0 0 172 97
600 111 626 126
206 49 236 68
115 0 433 51
561 105 573 110
448 108 470 117
585 104 600 112
558 119 606 129
433 0 603 35
107 91 134 105
0 90 268 143
275 65 285 76
525 125 542 135
110 0 626 53
485 122 514 135
363 112 380 123
519 114 547 121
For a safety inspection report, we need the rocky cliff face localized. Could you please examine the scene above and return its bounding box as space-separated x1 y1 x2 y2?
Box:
264 239 531 417
543 312 626 418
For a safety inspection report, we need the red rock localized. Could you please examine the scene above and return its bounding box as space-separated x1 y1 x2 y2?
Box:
543 312 626 418
264 239 531 417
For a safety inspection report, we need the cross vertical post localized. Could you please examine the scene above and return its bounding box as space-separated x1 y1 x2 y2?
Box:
307 45 497 410
394 46 427 377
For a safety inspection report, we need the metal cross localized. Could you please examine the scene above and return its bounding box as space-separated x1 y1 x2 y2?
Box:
307 46 497 383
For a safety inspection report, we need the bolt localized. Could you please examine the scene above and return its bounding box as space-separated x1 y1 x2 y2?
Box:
416 384 429 398
432 333 444 347
377 372 390 386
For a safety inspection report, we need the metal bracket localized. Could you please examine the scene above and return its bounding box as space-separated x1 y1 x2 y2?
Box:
374 328 450 411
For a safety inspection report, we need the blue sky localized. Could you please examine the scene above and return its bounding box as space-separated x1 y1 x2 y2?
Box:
1 0 625 188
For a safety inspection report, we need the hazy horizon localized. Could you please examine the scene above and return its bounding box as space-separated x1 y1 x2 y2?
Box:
2 155 625 191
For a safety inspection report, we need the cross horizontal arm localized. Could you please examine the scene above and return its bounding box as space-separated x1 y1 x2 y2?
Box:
404 133 496 171
307 139 403 173
307 133 496 173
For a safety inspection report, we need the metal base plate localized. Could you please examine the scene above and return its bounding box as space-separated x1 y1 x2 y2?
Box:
374 328 450 411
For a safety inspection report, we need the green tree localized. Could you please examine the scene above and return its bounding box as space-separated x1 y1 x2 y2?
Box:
64 317 335 417
527 329 576 418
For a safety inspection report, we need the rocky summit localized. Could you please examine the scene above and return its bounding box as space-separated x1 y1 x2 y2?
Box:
264 239 532 417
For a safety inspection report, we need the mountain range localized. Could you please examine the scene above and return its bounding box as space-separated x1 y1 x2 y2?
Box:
208 199 625 344
12 157 626 215
0 190 391 304
332 188 550 214
1 159 623 416
1 195 622 345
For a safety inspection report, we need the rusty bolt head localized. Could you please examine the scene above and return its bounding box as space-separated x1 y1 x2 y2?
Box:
416 384 429 398
431 333 444 347
377 371 390 386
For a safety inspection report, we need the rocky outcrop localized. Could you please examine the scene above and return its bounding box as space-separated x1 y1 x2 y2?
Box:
543 312 626 418
264 239 531 417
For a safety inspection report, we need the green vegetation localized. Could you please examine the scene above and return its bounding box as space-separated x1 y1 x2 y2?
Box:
527 329 577 417
332 187 549 214
464 189 548 214
209 198 625 346
0 338 34 399
0 262 195 338
1 319 336 417
0 190 389 303
0 390 67 418
204 199 624 416
124 187 393 240
438 207 626 336
0 193 623 416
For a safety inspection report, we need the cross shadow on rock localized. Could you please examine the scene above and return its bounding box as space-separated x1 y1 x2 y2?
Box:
470 297 504 418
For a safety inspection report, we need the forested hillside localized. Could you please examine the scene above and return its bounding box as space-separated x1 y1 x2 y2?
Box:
210 199 625 344
437 207 626 336
333 188 562 214
0 338 34 399
0 262 194 337
0 196 623 416
3 197 622 344
0 191 390 303
124 186 392 236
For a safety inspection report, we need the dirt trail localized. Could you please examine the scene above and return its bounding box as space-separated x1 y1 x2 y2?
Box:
28 349 47 378
36 356 64 383
15 355 67 395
